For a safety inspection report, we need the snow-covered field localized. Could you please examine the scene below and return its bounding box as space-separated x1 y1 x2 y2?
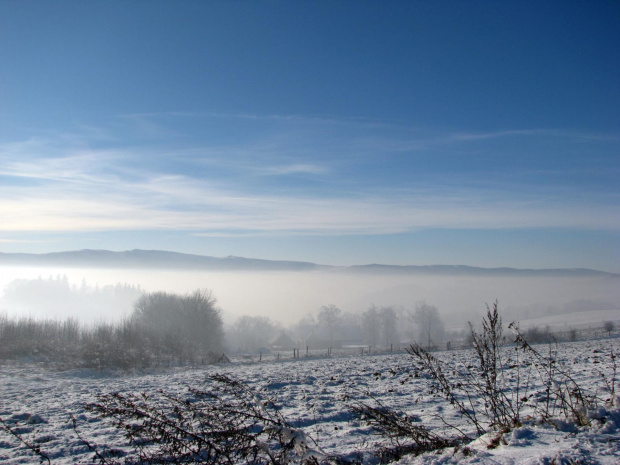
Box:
509 309 620 331
1 338 619 464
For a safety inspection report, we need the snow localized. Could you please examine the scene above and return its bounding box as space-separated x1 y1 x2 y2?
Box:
511 309 620 331
1 338 619 464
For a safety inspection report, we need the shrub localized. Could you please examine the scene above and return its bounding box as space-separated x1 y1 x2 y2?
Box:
0 314 81 361
80 318 153 369
0 289 224 369
523 325 554 344
131 289 224 364
509 324 604 426
405 301 617 442
349 396 456 461
77 374 329 465
603 321 615 336
408 301 519 437
568 328 579 342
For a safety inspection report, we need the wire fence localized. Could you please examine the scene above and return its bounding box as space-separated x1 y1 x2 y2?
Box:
221 325 620 365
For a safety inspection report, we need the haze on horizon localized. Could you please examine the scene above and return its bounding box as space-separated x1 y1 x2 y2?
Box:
1 2 619 274
1 263 618 332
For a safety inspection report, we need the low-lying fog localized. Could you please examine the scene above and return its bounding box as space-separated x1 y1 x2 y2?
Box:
1 266 618 330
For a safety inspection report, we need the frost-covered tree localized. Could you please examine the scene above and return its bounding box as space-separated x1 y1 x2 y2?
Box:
131 289 223 362
180 289 224 355
132 292 181 330
228 315 281 353
411 302 445 350
362 305 380 346
318 304 342 347
379 306 398 347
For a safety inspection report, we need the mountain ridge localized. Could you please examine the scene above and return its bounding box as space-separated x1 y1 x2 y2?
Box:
0 249 616 277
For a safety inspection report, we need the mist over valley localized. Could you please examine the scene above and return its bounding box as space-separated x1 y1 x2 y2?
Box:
1 250 618 332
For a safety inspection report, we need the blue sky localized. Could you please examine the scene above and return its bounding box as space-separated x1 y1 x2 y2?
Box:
0 1 619 271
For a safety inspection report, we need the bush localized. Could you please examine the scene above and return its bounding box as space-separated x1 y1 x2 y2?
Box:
0 314 81 361
80 318 153 369
349 396 456 460
604 321 615 336
404 301 617 443
523 325 554 344
0 289 224 369
131 289 224 364
408 301 516 437
77 374 330 465
568 328 579 342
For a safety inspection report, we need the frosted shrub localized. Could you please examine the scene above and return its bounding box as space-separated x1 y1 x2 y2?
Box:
78 374 330 465
0 289 224 369
407 301 618 442
131 289 224 365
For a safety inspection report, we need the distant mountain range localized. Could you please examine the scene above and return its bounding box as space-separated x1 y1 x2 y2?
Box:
0 249 616 277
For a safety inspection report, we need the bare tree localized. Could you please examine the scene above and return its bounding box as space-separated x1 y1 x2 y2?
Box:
132 291 181 329
228 315 281 353
131 289 223 363
362 305 380 347
318 304 342 347
379 306 398 347
181 289 224 355
411 302 444 350
604 321 615 336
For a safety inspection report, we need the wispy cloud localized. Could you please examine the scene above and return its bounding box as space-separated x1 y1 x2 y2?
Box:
257 164 328 176
0 238 52 244
448 128 620 142
2 175 619 235
0 154 116 185
449 129 542 141
117 111 398 128
1 119 618 238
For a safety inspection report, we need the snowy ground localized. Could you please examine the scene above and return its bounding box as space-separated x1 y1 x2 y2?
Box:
1 338 619 464
509 309 620 332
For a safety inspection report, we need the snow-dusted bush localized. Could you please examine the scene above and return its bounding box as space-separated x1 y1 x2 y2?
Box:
80 318 153 369
78 374 329 465
604 320 615 336
522 325 554 344
131 289 224 364
407 301 523 437
0 313 80 361
406 301 618 440
349 396 456 461
510 324 617 427
0 288 224 369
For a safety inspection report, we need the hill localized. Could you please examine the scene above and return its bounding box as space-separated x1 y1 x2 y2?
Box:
0 249 616 277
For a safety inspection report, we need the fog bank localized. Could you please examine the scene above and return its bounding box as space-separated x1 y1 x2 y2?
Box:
0 266 618 328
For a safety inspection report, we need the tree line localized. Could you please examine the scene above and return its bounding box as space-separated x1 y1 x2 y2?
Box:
0 282 447 367
0 289 223 368
226 301 447 354
1 282 614 369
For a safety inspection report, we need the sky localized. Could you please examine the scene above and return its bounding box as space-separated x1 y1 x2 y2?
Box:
0 1 619 272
